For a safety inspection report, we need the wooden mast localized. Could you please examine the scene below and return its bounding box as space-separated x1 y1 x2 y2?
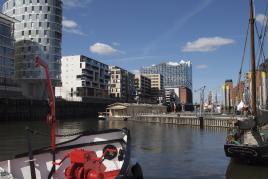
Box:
249 0 257 116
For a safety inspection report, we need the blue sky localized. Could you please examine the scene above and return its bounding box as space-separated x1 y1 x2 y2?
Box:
2 0 268 102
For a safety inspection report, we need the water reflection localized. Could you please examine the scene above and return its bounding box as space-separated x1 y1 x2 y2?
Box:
106 121 228 178
226 160 268 179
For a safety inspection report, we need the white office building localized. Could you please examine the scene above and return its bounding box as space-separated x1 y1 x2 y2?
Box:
55 55 110 101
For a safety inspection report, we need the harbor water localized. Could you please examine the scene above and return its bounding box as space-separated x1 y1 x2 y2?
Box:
0 119 267 179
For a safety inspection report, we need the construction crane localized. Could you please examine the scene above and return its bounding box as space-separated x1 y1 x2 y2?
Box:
194 85 206 116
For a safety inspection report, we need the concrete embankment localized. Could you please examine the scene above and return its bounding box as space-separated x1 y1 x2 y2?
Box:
110 113 235 128
0 98 112 121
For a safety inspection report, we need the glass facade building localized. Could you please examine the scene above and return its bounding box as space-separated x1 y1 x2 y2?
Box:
0 13 15 85
141 60 192 90
0 13 22 97
3 0 62 98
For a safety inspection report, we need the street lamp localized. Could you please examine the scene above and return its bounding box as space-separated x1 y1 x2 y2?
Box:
194 86 206 117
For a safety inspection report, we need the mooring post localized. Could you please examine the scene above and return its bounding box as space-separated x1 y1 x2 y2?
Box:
199 116 204 129
25 126 36 179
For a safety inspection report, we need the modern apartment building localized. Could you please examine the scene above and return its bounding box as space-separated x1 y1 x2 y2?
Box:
165 87 179 105
55 55 110 101
134 74 151 102
141 60 192 90
142 74 164 102
0 13 21 97
109 66 135 102
3 0 62 99
165 86 192 105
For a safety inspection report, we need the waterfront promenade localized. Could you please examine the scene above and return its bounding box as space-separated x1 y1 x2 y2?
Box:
109 112 236 128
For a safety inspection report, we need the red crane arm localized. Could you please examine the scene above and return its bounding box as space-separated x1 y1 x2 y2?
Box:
34 56 56 152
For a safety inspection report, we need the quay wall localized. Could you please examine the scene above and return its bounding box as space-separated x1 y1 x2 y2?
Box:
110 114 235 128
0 98 110 121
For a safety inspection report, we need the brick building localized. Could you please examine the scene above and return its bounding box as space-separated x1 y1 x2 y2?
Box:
179 86 192 104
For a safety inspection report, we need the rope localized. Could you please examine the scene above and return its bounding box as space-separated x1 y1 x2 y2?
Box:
236 21 250 108
256 1 268 67
237 22 249 84
255 23 266 67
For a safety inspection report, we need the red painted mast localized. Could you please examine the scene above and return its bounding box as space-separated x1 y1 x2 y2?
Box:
34 56 56 155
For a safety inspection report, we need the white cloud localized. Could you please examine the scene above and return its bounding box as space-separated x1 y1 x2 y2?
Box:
90 43 122 55
62 19 78 29
182 36 235 52
256 14 268 26
196 64 208 69
63 0 93 8
64 28 84 35
62 17 84 35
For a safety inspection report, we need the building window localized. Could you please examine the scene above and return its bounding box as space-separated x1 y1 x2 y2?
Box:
25 7 27 12
39 22 42 27
24 23 27 28
44 14 48 19
38 38 41 43
22 31 24 35
47 22 50 28
47 6 50 11
36 30 39 35
32 6 34 11
28 30 31 35
39 6 42 11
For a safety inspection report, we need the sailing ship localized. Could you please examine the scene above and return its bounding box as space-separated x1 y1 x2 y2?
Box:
0 56 143 178
224 0 268 164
